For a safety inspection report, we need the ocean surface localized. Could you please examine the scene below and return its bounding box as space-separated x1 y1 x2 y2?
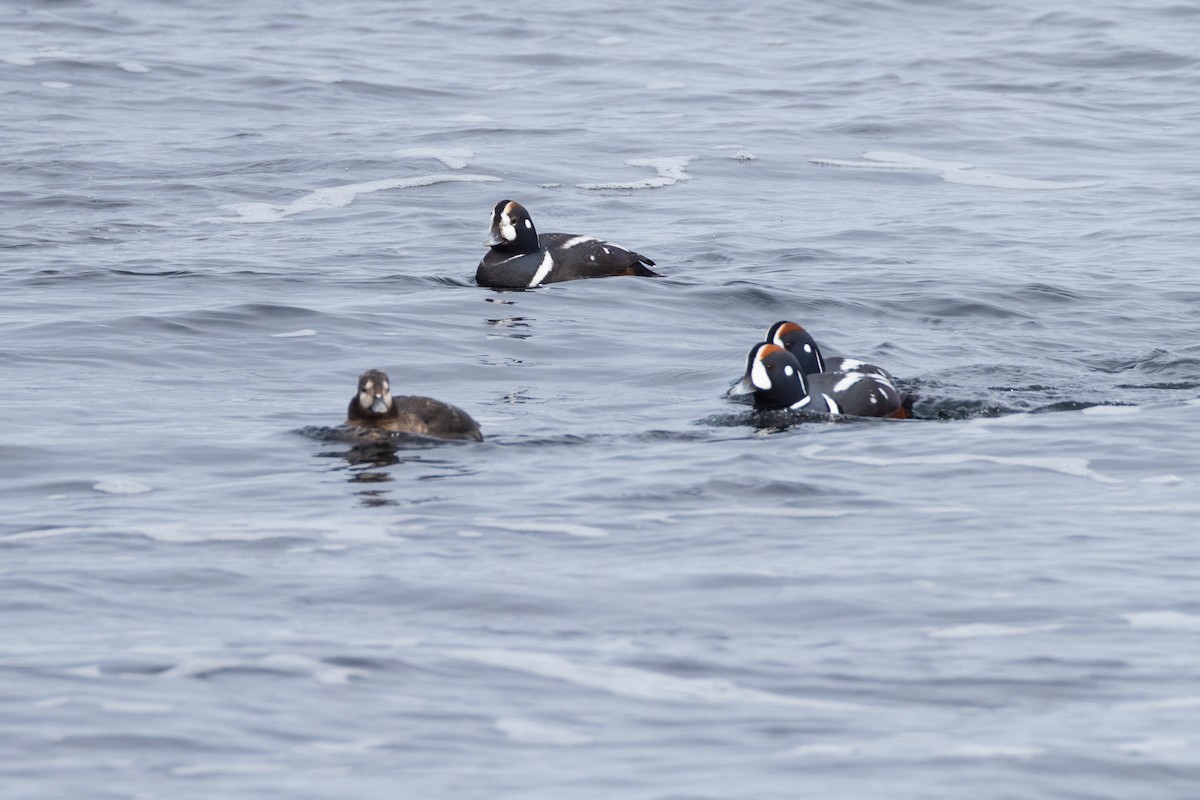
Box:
3 1 1200 797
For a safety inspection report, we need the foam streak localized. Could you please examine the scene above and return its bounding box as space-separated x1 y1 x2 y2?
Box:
205 173 500 223
578 157 693 190
811 151 1102 190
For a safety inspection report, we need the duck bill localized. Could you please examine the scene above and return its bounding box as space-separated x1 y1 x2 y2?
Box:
369 397 390 414
727 377 755 397
484 231 504 247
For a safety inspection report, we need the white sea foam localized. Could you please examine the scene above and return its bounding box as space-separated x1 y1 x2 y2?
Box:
633 506 853 524
393 147 475 169
33 697 72 709
205 173 500 223
1105 502 1200 512
303 736 395 754
100 700 174 714
909 505 980 515
161 653 364 685
1121 696 1200 710
63 665 103 678
287 543 348 554
712 144 756 161
260 653 365 685
36 47 88 59
4 526 96 542
597 36 628 45
445 648 864 711
473 517 608 539
1139 475 1184 485
799 445 1119 484
925 623 1062 639
270 329 316 338
42 81 72 90
1123 611 1200 630
6 519 391 545
171 762 285 777
791 743 860 757
811 150 1103 190
494 717 592 745
949 744 1047 759
1081 404 1141 415
117 61 149 73
578 156 693 190
139 525 312 544
790 736 1044 760
93 478 152 495
5 47 88 66
1112 737 1190 756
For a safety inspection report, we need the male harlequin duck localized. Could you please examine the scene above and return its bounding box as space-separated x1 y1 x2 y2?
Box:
476 199 660 288
346 369 483 441
743 342 911 418
729 320 901 398
765 320 898 382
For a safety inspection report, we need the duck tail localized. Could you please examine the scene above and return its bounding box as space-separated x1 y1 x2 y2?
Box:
630 254 661 277
889 391 918 419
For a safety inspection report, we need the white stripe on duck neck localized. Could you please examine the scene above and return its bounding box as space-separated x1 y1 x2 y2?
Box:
528 251 555 287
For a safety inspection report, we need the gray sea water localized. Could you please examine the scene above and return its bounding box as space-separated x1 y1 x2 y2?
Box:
3 1 1200 797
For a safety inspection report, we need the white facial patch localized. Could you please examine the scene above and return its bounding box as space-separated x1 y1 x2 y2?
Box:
750 355 772 390
499 210 517 242
528 251 555 287
803 344 813 353
524 219 532 229
784 365 794 376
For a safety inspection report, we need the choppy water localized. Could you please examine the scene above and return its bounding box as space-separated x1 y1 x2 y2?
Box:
4 1 1200 797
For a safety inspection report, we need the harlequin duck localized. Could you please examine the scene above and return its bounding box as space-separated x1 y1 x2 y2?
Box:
476 199 660 288
765 320 897 382
729 320 901 398
346 369 483 441
743 343 910 418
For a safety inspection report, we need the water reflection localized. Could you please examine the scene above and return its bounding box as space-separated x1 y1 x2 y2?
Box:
486 315 532 338
484 296 533 339
302 426 478 506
